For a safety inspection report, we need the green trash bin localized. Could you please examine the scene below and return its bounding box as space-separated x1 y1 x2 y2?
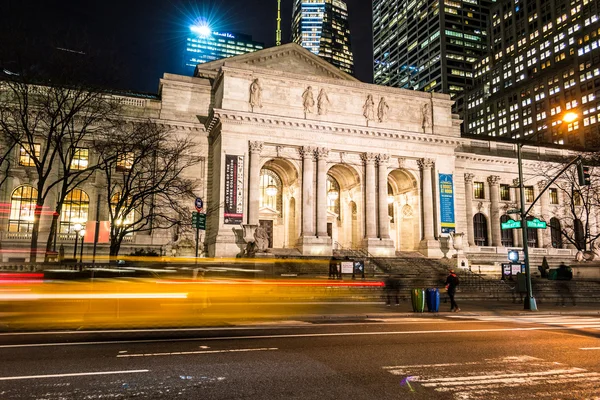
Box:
548 268 558 280
411 288 426 313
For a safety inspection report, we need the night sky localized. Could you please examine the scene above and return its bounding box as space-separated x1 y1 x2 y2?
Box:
7 0 373 94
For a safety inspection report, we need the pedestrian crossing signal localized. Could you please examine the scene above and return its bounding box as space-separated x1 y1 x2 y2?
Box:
577 162 591 186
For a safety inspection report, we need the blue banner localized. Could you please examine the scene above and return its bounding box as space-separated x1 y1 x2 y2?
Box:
439 173 456 234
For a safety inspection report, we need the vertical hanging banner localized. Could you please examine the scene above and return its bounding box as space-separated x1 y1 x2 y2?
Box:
439 173 456 234
224 154 245 225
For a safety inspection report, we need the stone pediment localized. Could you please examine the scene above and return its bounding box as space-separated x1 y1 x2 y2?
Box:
194 43 358 82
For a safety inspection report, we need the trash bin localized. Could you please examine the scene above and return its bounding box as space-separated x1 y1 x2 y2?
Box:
547 268 558 280
426 288 440 312
411 288 425 313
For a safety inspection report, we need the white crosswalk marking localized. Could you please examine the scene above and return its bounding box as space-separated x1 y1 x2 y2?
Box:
449 314 600 329
383 355 600 399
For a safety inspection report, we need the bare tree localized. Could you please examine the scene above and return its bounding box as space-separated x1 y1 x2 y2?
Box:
540 163 600 251
0 26 123 262
95 120 198 257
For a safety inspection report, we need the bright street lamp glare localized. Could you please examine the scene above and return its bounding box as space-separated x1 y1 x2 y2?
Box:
191 24 212 37
562 112 578 123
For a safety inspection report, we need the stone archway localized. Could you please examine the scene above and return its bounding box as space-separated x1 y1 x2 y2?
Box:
259 158 299 250
387 169 419 252
327 164 362 250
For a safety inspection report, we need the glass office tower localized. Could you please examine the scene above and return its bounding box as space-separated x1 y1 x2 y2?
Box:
373 0 494 114
184 27 264 75
466 0 600 147
292 0 354 75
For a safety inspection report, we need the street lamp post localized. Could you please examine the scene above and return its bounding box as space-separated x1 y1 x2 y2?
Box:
79 229 86 264
73 223 83 259
517 143 537 311
516 110 579 311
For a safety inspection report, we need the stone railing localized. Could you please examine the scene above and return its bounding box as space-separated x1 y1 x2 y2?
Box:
4 232 32 240
466 246 576 257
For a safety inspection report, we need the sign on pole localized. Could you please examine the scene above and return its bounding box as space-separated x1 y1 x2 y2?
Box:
192 212 206 230
526 218 547 229
501 218 521 230
195 197 204 212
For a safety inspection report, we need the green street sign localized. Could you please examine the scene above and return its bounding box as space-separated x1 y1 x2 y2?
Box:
526 218 547 229
192 212 206 230
501 219 521 230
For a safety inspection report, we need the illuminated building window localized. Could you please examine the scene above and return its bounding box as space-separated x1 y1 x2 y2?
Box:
111 192 135 227
259 168 282 213
8 185 38 232
549 188 559 205
18 144 40 167
525 186 534 203
116 152 134 172
500 184 511 201
327 175 340 217
70 148 89 170
474 182 485 199
60 189 90 234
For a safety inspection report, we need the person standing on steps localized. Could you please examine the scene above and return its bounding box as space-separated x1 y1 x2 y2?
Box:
445 269 460 312
385 274 401 306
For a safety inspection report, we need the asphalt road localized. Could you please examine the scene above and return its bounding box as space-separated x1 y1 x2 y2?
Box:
1 314 600 399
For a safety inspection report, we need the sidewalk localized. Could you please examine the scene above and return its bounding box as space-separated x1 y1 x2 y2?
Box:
292 299 600 321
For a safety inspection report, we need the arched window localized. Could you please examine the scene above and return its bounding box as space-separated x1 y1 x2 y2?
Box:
473 213 489 246
500 215 514 247
60 189 90 233
574 219 585 250
9 186 37 232
259 168 282 213
550 217 562 248
110 192 135 226
526 216 539 248
327 175 340 216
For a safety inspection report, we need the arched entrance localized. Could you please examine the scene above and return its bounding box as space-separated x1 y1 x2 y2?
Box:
259 159 299 250
327 164 362 249
387 169 419 252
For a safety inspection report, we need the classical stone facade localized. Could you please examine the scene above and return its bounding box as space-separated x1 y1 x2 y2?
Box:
0 43 588 263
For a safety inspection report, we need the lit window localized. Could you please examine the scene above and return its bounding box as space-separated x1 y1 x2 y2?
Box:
110 192 135 226
549 188 559 205
525 186 534 203
500 184 511 201
116 152 134 172
19 144 40 167
474 182 485 199
70 148 89 170
60 189 90 233
8 185 38 232
259 168 282 212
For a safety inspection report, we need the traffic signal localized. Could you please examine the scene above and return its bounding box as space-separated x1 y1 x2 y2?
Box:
577 162 591 186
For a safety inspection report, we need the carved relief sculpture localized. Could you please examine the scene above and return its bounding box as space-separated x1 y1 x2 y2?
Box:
317 89 330 115
377 97 390 123
254 226 269 252
302 86 315 114
421 102 432 131
363 94 375 121
249 78 262 110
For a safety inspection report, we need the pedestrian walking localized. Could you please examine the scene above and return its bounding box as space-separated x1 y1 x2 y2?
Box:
445 269 460 312
385 274 401 306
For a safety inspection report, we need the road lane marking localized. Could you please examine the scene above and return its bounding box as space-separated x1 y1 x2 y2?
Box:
117 347 278 358
0 369 149 381
580 347 600 350
0 326 593 348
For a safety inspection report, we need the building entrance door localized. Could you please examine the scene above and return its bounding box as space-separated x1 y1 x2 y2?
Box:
259 220 274 248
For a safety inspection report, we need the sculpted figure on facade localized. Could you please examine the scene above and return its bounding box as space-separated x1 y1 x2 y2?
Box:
363 94 375 121
254 226 269 252
317 89 330 115
377 97 390 123
421 102 432 131
302 86 315 114
249 78 262 110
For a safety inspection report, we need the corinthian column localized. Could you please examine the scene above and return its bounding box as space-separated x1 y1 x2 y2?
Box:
464 173 475 246
488 175 502 247
378 154 390 239
316 147 329 237
248 141 263 225
537 180 549 248
419 158 436 241
362 153 378 239
300 146 315 237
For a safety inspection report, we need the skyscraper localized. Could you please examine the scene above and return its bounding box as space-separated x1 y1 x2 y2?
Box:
292 0 354 75
465 0 600 147
183 25 264 75
373 0 494 114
